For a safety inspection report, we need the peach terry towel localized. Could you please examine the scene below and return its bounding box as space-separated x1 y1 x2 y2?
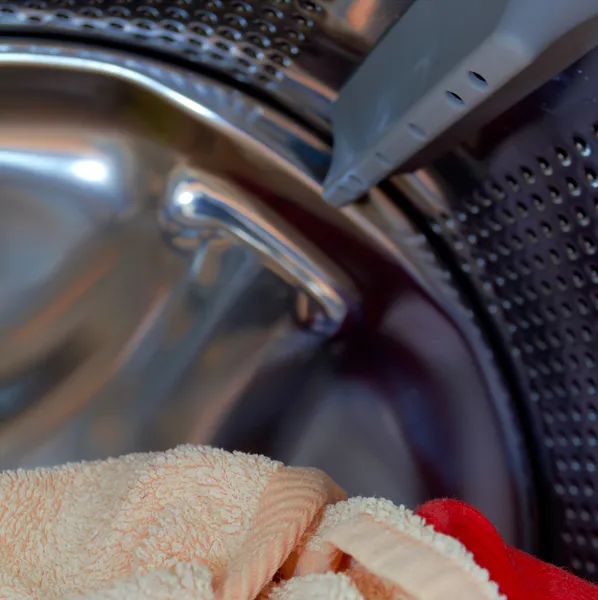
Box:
0 445 503 600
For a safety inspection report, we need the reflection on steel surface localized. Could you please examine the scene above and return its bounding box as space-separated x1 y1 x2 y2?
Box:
0 41 329 182
336 191 536 550
0 42 350 469
161 169 351 333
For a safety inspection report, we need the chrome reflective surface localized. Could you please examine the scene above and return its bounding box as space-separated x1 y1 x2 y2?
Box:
0 40 351 467
0 0 415 126
0 41 533 551
161 169 351 333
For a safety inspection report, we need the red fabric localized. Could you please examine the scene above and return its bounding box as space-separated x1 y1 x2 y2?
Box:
416 499 598 600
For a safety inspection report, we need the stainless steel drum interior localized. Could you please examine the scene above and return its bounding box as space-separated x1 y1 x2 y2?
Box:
3 0 598 582
0 40 532 555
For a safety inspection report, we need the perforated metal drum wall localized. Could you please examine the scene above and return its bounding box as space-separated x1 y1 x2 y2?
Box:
0 0 319 86
0 0 413 125
425 48 598 578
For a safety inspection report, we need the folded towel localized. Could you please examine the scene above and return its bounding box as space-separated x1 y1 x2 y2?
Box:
0 445 593 600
